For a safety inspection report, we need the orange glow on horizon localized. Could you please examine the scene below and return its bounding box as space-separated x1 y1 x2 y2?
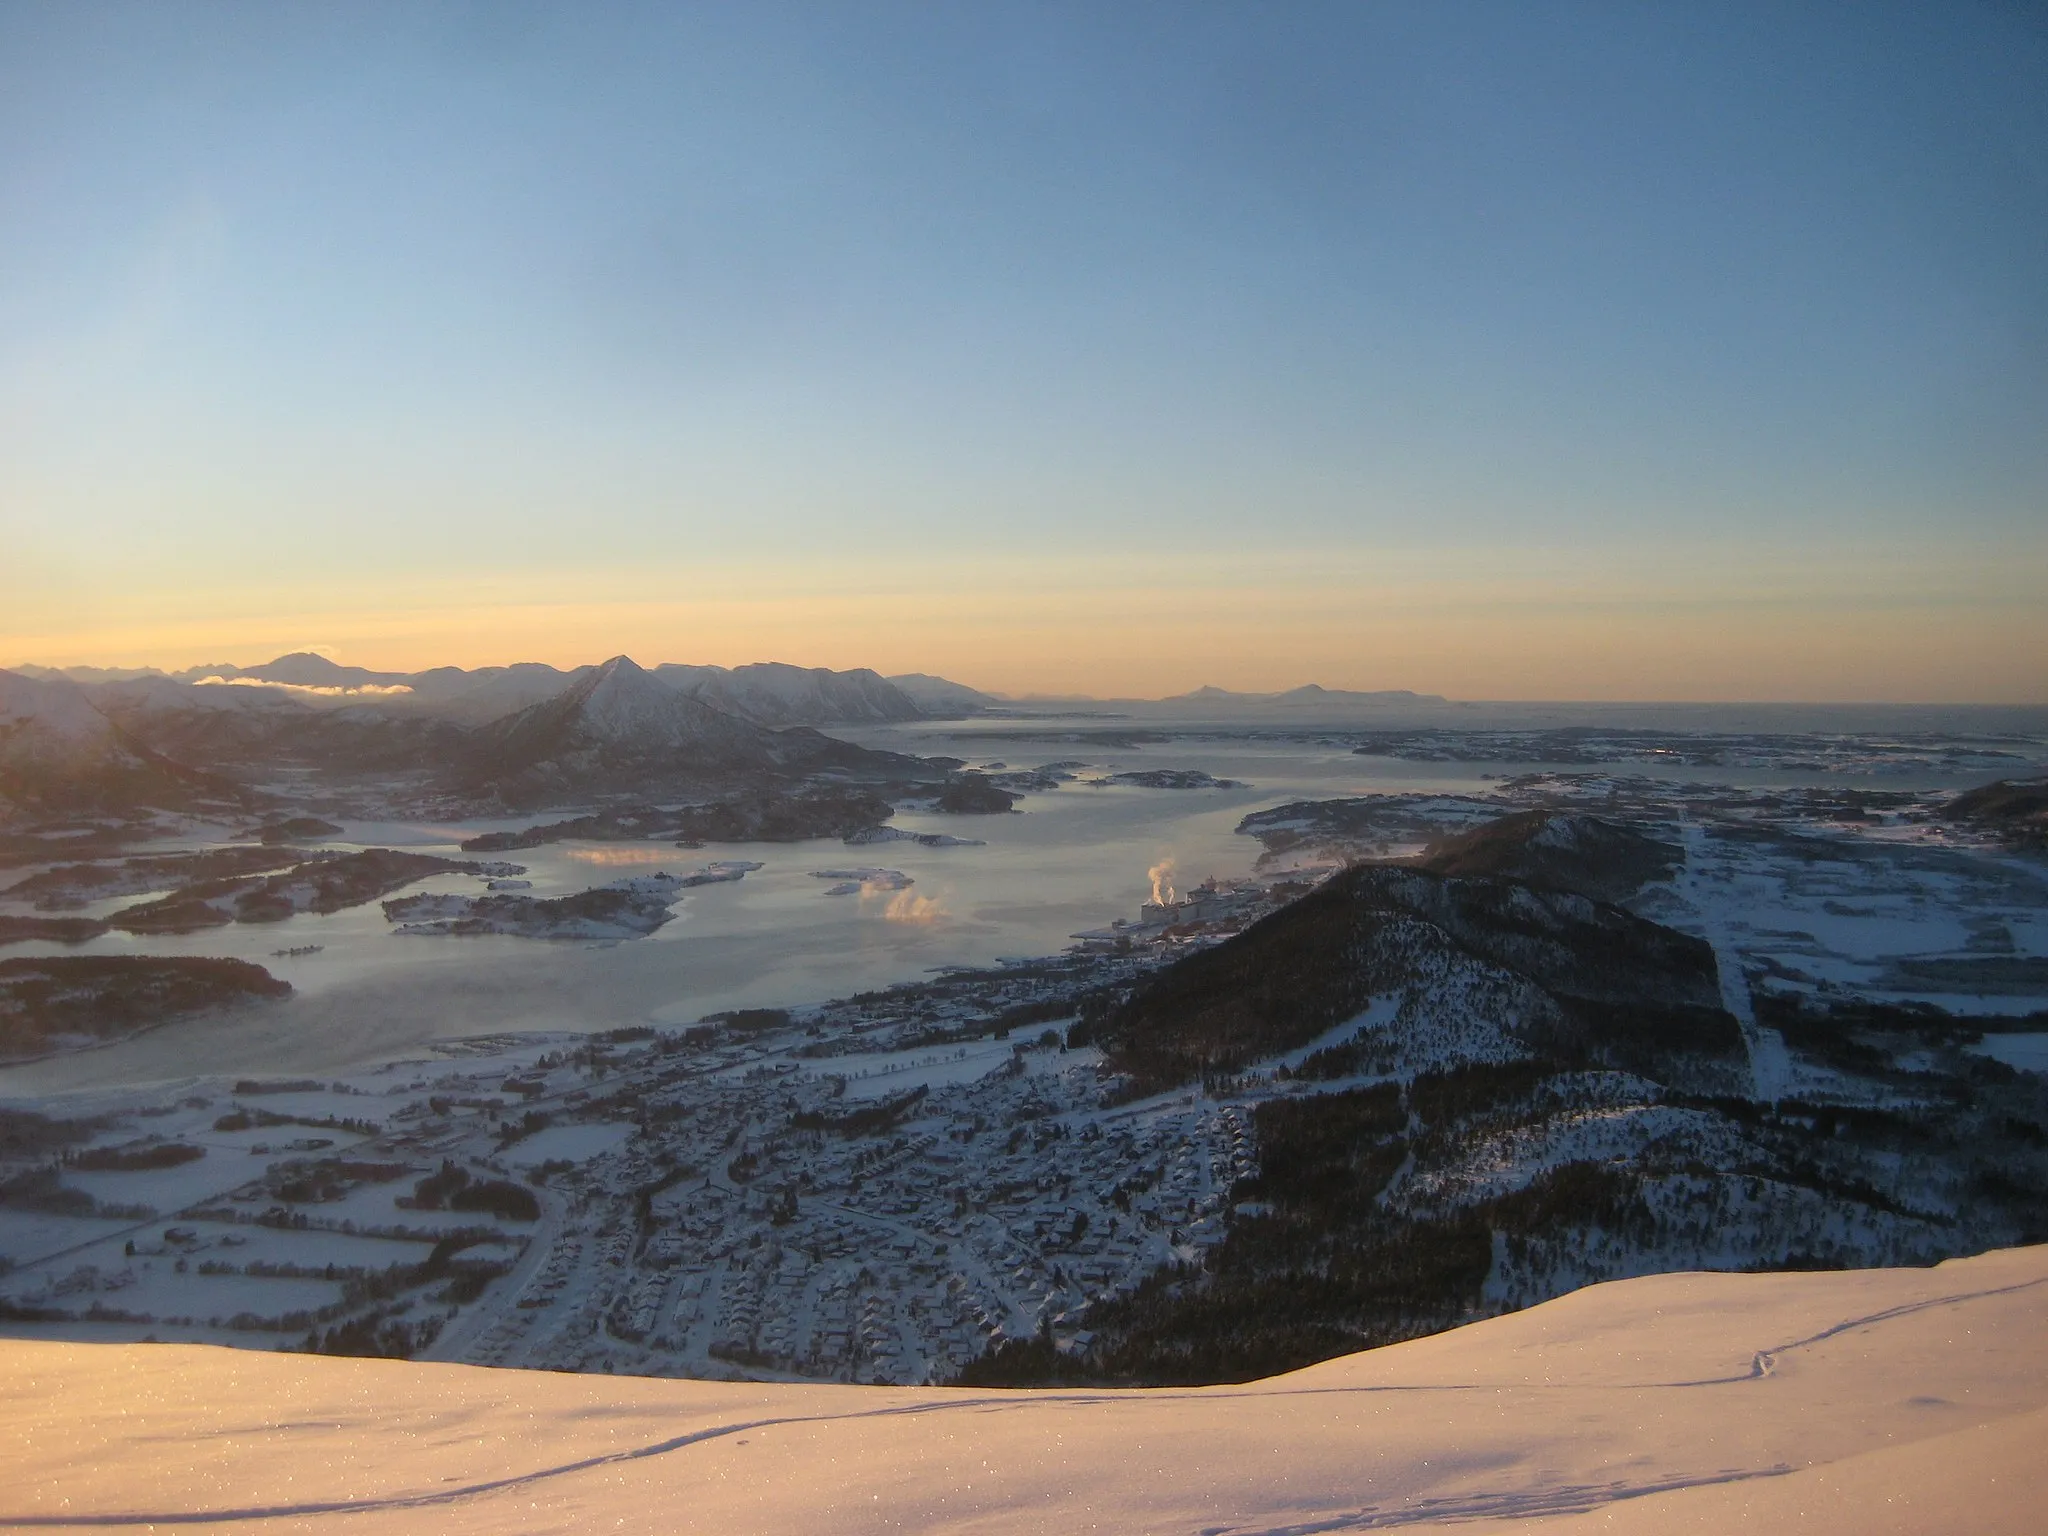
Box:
3 546 2044 704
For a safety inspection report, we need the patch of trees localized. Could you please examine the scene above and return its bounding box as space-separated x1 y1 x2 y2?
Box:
1286 1038 1376 1081
274 1169 346 1204
0 1106 95 1157
1073 865 1735 1097
0 1164 154 1220
495 1109 551 1150
270 1157 411 1204
0 1166 95 1216
296 1238 513 1359
965 1069 1680 1388
933 775 1020 814
107 849 490 934
1236 1085 1407 1214
962 1079 1510 1386
1407 1061 1552 1130
1485 1160 1653 1242
1413 811 1682 903
465 788 898 850
0 915 108 945
0 1297 69 1323
707 1007 790 1034
994 999 1072 1034
3 846 307 910
301 1307 441 1360
951 1335 1094 1387
0 954 290 1057
1753 990 2000 1078
215 1104 378 1136
72 1141 205 1172
790 1085 929 1137
402 1160 540 1220
1071 875 1379 1095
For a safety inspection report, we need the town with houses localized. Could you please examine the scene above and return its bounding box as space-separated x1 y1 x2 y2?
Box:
0 877 1284 1384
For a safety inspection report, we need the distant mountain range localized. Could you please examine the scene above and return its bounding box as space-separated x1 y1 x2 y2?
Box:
13 659 1461 718
0 652 984 829
15 653 1000 728
1166 683 1449 707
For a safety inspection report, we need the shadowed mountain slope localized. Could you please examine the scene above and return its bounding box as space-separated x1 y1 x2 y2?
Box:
181 652 412 689
655 662 925 726
1413 809 1683 902
1948 777 2048 850
1025 861 2043 1388
0 669 243 823
1079 863 1738 1097
460 656 909 806
886 672 1000 713
92 677 470 776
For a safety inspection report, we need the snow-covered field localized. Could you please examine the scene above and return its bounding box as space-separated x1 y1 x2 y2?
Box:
3 1243 2042 1534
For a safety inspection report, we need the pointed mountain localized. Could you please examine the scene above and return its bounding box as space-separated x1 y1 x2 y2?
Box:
173 652 413 690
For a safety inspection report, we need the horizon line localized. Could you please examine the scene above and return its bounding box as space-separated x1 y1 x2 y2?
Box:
5 654 2045 712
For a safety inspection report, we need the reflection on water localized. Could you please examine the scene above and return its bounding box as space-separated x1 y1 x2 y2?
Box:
876 886 944 925
562 847 684 865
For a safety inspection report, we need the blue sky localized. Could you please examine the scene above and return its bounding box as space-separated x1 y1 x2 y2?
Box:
2 2 2043 697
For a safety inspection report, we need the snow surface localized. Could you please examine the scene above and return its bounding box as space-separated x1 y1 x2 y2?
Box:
3 1244 2043 1534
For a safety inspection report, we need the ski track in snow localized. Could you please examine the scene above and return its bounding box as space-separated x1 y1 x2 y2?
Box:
5 1263 2043 1530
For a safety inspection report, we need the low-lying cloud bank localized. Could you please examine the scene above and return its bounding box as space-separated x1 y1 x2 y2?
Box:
194 675 415 697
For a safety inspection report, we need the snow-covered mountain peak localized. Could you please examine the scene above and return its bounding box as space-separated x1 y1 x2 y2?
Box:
560 656 752 746
0 667 123 747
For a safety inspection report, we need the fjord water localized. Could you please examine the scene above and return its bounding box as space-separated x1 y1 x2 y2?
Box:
5 705 2043 1095
0 739 1478 1092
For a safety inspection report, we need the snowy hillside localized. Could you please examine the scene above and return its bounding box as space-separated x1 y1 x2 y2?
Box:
453 656 923 808
461 655 789 799
886 671 1001 713
2 1243 2041 1533
0 668 234 821
656 661 927 726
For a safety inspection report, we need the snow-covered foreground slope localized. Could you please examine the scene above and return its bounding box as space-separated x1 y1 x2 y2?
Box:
4 1246 2044 1534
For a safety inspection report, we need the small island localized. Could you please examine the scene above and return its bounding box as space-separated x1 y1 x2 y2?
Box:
0 955 292 1062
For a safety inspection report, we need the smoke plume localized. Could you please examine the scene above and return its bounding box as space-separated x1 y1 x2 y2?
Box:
1148 858 1177 906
